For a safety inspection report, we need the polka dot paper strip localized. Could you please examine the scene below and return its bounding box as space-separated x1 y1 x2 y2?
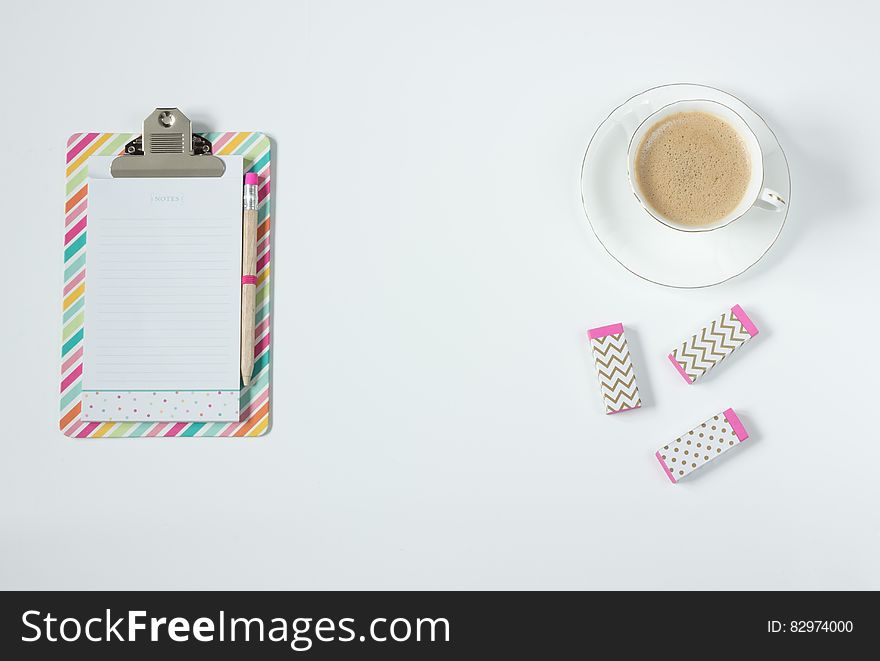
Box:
655 409 749 483
81 390 240 423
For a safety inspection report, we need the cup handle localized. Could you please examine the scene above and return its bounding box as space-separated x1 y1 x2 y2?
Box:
617 100 654 137
755 187 786 212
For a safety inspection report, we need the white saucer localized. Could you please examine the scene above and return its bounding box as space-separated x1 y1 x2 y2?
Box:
580 84 790 288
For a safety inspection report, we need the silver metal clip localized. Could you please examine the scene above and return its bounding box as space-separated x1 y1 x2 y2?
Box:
111 108 226 178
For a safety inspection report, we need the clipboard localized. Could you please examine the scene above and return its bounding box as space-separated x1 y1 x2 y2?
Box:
59 108 272 438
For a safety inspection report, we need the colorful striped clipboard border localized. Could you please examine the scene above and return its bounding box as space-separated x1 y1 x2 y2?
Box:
59 131 272 438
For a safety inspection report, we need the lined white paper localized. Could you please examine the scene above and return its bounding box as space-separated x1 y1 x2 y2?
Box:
81 156 242 421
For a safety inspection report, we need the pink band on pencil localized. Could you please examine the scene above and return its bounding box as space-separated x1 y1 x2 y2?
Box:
730 304 759 337
587 322 624 341
242 275 257 285
722 408 749 442
668 352 694 384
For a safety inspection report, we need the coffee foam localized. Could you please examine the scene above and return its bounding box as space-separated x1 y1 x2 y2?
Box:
634 111 751 226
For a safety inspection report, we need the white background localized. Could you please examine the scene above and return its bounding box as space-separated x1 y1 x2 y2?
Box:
1 0 878 590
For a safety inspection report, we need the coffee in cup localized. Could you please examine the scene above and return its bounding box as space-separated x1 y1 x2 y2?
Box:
625 99 785 232
634 111 750 227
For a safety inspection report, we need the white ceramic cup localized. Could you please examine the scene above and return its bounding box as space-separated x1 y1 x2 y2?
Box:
623 99 786 232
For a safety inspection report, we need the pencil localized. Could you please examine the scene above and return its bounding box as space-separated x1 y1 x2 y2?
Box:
240 172 259 386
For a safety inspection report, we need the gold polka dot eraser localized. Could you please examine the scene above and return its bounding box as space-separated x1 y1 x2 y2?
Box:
655 409 749 483
668 304 759 384
587 323 641 415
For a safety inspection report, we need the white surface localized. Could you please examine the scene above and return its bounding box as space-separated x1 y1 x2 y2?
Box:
1 0 878 590
583 84 790 286
83 157 242 395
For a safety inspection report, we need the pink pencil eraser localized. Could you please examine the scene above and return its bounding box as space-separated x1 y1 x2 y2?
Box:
668 304 759 384
244 172 259 185
656 409 749 483
586 323 641 414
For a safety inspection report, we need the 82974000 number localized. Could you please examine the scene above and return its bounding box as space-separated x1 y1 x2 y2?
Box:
768 620 854 633
792 621 852 633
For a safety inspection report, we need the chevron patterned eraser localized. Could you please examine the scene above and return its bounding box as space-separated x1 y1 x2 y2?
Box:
655 408 749 483
668 304 759 384
587 323 641 414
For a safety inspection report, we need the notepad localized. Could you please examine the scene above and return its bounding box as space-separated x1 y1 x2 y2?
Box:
81 156 243 422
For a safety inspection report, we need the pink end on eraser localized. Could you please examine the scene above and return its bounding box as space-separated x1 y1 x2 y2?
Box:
607 404 639 415
244 172 259 185
730 304 759 337
722 408 749 442
587 323 624 341
668 352 694 384
656 451 677 483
